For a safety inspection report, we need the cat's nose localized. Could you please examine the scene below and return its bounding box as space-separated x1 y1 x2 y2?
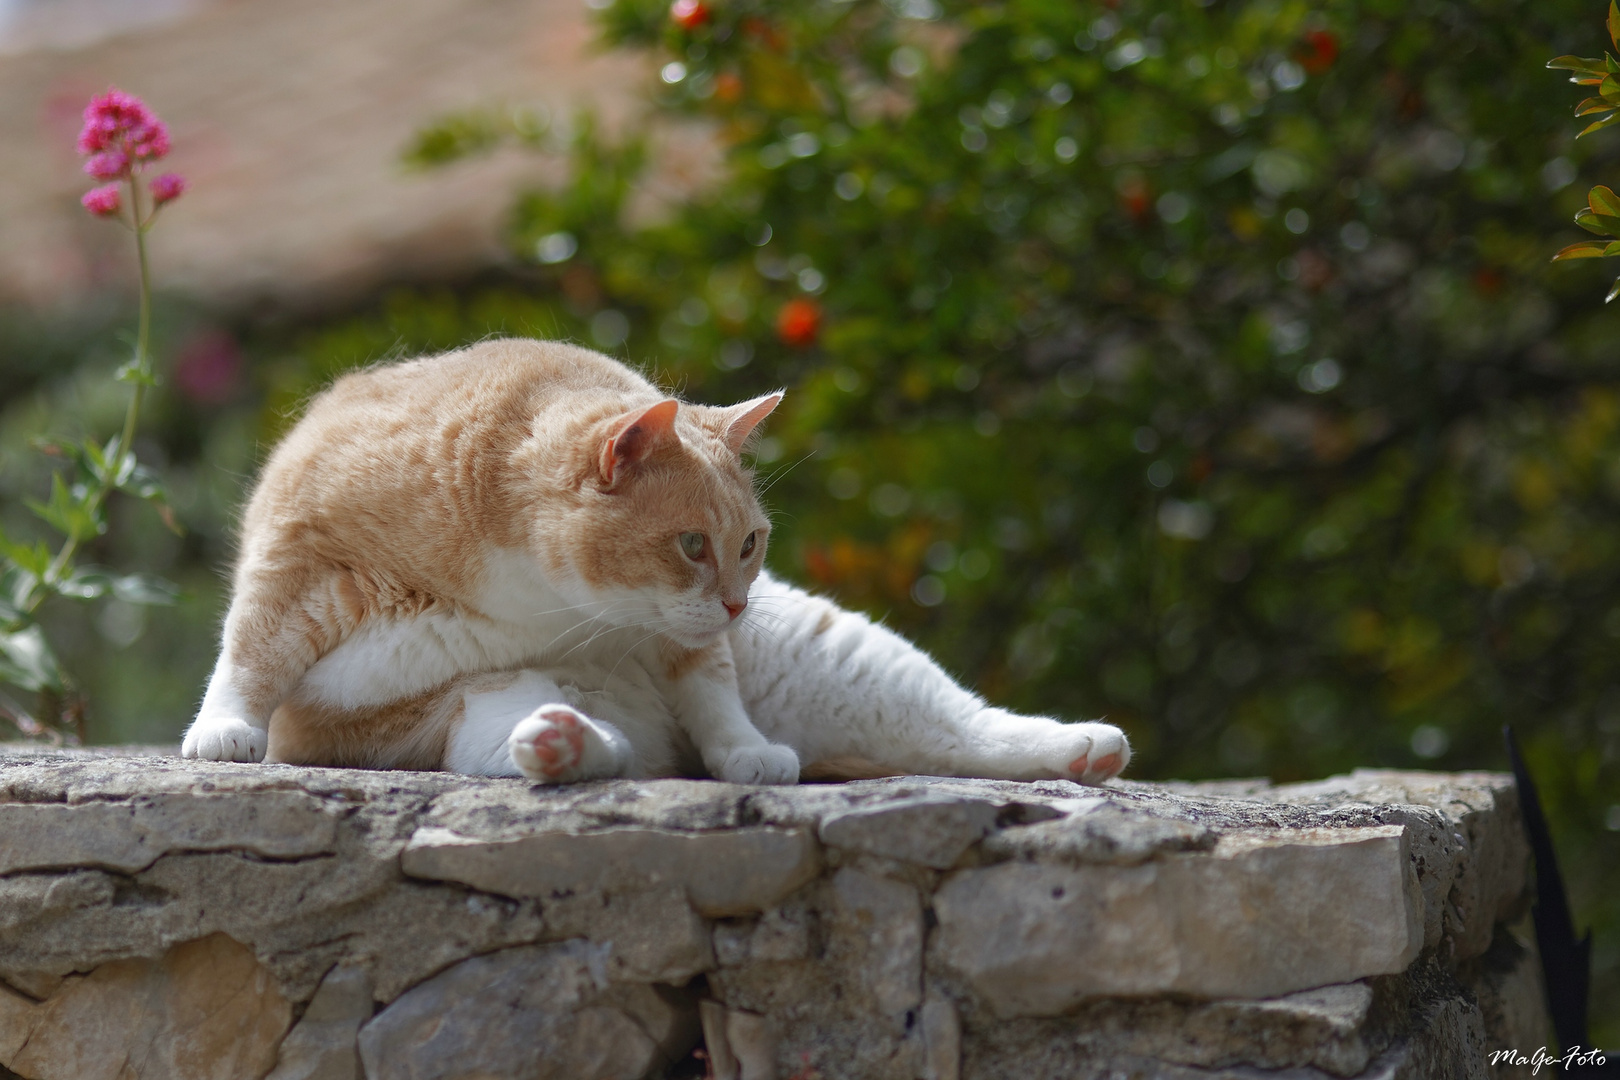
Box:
723 599 747 619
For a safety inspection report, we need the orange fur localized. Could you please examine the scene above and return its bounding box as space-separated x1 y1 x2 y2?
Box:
212 338 779 768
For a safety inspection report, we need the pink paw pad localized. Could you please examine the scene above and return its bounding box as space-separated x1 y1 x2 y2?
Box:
528 707 586 778
1066 751 1125 783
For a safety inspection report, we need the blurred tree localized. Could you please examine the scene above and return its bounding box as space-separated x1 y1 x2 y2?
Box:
391 0 1620 1037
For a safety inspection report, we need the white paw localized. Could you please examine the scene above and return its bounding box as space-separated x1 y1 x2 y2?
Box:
508 705 624 783
182 716 268 762
715 743 800 785
1056 722 1131 785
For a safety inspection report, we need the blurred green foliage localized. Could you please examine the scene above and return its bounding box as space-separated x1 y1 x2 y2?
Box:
3 0 1617 1040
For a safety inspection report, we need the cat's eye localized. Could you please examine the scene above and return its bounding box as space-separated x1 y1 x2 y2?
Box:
740 532 756 559
680 532 707 560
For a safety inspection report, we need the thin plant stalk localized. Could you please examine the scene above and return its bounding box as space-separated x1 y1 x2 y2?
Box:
36 177 153 606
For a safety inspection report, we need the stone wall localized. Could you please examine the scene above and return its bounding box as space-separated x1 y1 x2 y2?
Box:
0 746 1547 1079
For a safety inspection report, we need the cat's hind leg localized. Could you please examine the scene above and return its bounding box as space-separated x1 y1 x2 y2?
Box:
951 708 1131 784
445 669 633 782
735 573 1130 784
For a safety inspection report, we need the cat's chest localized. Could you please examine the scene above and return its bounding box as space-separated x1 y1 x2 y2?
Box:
296 549 650 709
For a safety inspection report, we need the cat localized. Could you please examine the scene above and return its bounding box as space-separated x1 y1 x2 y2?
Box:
182 338 1130 787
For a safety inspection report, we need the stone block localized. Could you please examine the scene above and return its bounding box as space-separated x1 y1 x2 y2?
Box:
357 939 666 1080
543 884 715 983
700 1000 778 1080
828 868 925 1028
401 824 821 916
818 796 1000 868
932 825 1423 1014
0 791 337 875
266 963 374 1080
0 933 290 1080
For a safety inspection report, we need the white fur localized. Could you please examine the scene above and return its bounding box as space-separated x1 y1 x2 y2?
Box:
191 550 1127 784
733 572 1129 783
185 652 267 762
448 671 634 781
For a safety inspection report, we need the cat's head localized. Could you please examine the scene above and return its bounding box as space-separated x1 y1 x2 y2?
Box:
538 391 782 648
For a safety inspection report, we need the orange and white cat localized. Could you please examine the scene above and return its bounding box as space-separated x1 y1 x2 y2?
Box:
183 338 1130 786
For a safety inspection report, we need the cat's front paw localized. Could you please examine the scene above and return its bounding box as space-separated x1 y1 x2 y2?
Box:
182 716 268 762
508 705 627 784
1058 722 1131 785
715 743 800 785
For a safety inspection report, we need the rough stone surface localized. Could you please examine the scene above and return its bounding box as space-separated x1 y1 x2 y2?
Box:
402 823 821 916
0 746 1543 1080
356 940 695 1080
933 825 1423 1013
0 933 289 1080
266 964 374 1080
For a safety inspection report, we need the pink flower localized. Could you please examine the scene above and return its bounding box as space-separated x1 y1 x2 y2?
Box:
83 149 130 182
81 184 122 217
149 173 186 205
76 88 169 165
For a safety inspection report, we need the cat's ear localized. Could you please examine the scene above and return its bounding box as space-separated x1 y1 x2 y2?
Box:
600 399 680 487
721 391 784 455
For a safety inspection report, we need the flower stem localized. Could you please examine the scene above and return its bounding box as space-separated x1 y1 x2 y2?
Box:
36 178 151 603
121 182 151 459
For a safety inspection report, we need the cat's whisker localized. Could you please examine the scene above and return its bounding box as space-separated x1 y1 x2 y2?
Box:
525 601 600 619
543 612 616 652
603 626 669 687
756 451 815 497
556 617 629 662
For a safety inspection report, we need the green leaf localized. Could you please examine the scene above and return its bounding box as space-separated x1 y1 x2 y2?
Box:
1608 274 1620 303
110 573 180 606
1608 1 1620 52
1547 55 1606 73
81 438 111 483
1553 241 1614 260
114 358 157 387
119 464 183 535
0 562 41 617
54 567 177 606
0 527 50 580
1574 207 1620 236
118 462 164 500
24 474 103 545
1601 74 1620 104
403 110 511 169
1578 111 1620 137
56 568 112 600
0 625 61 693
1576 97 1614 117
0 588 23 628
1591 186 1620 217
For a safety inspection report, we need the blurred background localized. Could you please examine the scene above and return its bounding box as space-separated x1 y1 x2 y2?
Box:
1 0 1616 1040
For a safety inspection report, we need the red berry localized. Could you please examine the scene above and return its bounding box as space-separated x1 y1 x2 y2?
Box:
1299 30 1338 75
670 0 709 31
776 298 822 347
715 71 744 103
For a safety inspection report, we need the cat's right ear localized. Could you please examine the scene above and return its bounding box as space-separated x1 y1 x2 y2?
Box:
599 399 680 488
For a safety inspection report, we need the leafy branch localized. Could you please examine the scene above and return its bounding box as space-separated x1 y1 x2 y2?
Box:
1549 1 1620 300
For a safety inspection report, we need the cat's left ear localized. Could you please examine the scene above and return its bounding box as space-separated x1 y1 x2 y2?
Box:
721 391 784 455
